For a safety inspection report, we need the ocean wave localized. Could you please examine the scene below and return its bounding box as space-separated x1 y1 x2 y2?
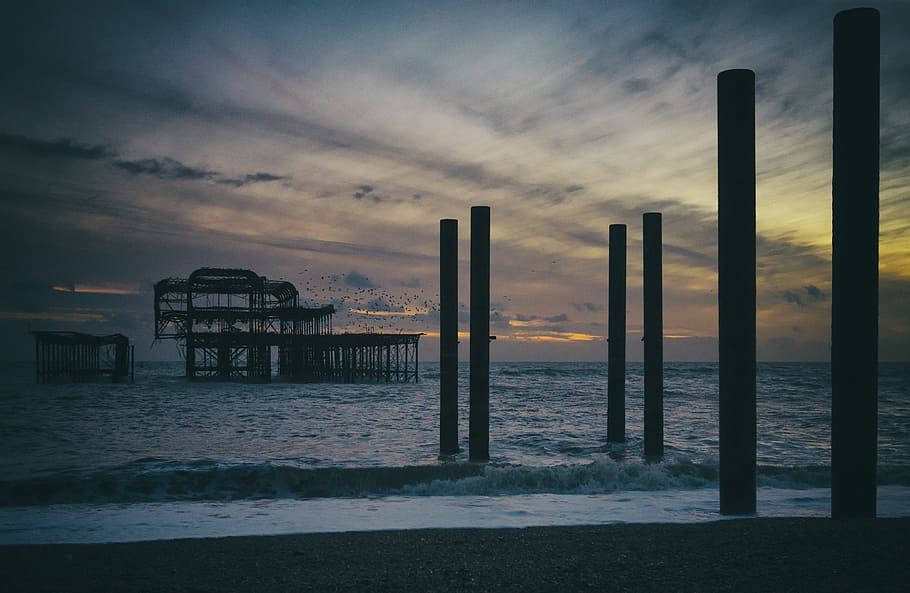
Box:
2 459 908 506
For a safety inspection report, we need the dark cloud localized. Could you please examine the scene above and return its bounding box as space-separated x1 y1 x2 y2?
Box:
514 313 569 323
353 185 380 201
804 284 825 301
565 184 585 194
0 132 114 160
363 297 404 313
783 290 804 307
783 285 826 307
572 302 603 313
344 271 377 288
400 278 421 288
218 172 288 187
113 157 216 180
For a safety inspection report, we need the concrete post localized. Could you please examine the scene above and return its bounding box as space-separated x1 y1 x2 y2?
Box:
607 223 627 443
832 7 879 519
717 68 757 515
440 219 459 455
470 206 491 461
643 212 664 458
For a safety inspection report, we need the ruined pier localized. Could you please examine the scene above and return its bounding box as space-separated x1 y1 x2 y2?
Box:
154 267 420 382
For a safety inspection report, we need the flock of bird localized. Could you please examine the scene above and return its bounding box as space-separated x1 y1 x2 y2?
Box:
293 270 441 334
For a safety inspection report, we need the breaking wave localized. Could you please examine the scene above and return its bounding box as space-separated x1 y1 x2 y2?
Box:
3 457 908 506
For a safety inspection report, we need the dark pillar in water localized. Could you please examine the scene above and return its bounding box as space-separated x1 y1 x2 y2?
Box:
185 333 195 380
440 218 459 455
832 8 879 520
217 338 231 379
470 206 491 461
607 223 626 443
643 212 664 458
717 68 756 515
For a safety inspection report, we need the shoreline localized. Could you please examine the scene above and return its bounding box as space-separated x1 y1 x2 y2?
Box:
2 518 907 592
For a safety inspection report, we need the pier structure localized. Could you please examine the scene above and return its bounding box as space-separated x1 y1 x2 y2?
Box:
34 331 133 383
154 267 420 382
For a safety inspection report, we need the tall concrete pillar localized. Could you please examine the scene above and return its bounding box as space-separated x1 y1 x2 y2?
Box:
717 68 756 515
643 212 664 459
607 223 627 443
440 219 459 455
832 7 879 519
469 206 491 461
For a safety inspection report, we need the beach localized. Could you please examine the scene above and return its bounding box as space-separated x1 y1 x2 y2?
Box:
2 518 907 592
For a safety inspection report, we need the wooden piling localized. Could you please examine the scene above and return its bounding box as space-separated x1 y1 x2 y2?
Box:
832 7 879 519
643 212 664 458
607 223 627 443
717 68 757 515
440 219 459 455
470 206 491 461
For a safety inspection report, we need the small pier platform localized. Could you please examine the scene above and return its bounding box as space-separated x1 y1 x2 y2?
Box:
33 331 133 384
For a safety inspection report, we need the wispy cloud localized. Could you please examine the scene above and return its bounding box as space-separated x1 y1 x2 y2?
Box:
0 133 114 160
113 157 217 180
218 172 288 187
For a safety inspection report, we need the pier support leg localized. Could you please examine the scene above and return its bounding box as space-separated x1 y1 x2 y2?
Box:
470 206 491 461
440 219 459 455
832 8 879 519
607 223 626 443
643 212 664 459
185 334 196 380
717 68 757 515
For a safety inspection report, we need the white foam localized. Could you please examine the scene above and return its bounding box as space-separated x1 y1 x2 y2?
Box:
2 486 908 545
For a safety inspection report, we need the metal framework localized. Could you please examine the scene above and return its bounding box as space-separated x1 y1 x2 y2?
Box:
154 267 420 382
34 331 132 384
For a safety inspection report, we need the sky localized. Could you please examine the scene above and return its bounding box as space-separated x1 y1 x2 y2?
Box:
1 0 908 362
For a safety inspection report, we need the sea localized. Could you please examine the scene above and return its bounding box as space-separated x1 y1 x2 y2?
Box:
1 361 908 544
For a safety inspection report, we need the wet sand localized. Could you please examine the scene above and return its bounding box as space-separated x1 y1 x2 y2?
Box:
2 518 907 592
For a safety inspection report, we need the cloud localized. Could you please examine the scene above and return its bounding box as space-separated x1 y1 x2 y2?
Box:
0 132 114 160
782 285 827 307
510 313 570 326
344 270 378 288
1 133 287 193
572 302 603 313
218 172 289 187
783 290 804 307
113 157 217 180
804 284 825 301
353 184 383 202
362 297 405 313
